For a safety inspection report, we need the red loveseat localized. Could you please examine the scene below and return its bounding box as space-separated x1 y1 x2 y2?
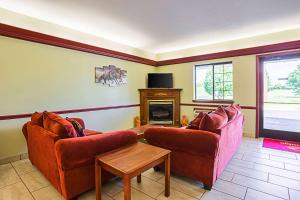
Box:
22 112 137 199
144 107 244 189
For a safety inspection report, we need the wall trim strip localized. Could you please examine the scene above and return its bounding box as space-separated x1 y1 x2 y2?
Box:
181 103 223 107
0 104 140 120
0 23 157 66
1 23 300 67
239 106 257 110
181 103 256 110
193 108 216 112
0 103 256 121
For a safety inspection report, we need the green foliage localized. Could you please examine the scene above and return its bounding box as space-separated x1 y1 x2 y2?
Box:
287 65 300 95
204 69 213 95
266 71 287 91
203 67 233 99
269 83 287 90
266 71 272 91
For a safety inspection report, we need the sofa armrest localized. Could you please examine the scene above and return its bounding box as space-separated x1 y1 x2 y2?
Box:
144 127 220 157
83 129 102 136
22 122 29 141
27 123 60 170
55 130 137 170
27 123 60 149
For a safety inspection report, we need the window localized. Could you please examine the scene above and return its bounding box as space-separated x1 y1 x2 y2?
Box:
194 62 233 101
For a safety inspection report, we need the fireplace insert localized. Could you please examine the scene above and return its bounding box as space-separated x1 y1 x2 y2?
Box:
148 101 174 125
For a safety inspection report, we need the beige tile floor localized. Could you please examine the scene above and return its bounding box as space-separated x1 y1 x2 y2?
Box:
0 137 300 200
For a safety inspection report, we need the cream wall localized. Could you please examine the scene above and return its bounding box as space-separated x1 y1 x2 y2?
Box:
157 56 257 137
0 35 155 159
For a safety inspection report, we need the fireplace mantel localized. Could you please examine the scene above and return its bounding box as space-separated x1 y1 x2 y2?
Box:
139 89 182 126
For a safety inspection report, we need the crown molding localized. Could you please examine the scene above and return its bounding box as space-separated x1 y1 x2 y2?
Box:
0 23 157 66
1 23 300 67
156 40 300 66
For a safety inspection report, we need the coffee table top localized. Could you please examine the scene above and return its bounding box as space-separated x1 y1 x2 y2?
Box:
96 142 170 175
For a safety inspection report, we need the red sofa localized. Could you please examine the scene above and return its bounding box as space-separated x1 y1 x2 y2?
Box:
144 107 244 189
22 112 137 199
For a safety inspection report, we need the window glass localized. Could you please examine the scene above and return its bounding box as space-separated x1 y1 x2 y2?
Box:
195 62 233 101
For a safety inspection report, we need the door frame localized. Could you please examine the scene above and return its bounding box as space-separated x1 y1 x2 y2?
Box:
256 50 300 141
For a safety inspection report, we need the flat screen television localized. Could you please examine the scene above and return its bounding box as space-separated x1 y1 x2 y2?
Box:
148 73 173 88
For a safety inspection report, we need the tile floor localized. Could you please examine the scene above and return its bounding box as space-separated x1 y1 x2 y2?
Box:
0 137 300 200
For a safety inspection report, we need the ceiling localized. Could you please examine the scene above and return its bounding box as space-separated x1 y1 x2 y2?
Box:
1 0 300 54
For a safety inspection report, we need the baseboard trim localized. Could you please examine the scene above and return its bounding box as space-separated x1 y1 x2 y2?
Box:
0 153 28 165
243 132 256 138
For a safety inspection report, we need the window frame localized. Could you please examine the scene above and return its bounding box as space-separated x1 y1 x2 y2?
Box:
194 61 234 103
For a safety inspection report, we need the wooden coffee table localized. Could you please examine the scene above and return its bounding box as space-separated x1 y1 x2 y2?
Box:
95 142 171 200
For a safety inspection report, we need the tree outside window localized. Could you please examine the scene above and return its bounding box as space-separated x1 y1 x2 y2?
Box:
287 64 300 95
195 62 233 101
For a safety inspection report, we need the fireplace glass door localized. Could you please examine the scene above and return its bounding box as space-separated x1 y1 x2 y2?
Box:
148 101 174 125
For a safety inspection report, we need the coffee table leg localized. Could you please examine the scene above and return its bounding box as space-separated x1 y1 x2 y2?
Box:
137 174 141 183
124 175 131 200
164 153 170 197
95 162 101 200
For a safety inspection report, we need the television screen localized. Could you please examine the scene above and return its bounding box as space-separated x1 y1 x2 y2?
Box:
148 73 173 88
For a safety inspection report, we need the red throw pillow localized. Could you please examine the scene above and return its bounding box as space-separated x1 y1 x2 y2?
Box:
187 112 206 129
199 106 228 131
224 105 237 121
66 118 86 137
232 104 242 114
43 112 77 138
31 112 44 127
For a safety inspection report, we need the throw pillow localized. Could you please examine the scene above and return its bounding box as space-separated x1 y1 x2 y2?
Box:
187 112 206 129
224 105 238 121
199 106 228 131
232 104 242 114
31 112 44 127
43 112 77 138
66 117 85 137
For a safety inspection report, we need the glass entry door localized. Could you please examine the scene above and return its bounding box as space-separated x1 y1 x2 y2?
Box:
259 52 300 141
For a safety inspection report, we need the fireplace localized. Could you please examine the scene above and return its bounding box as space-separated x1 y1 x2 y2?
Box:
139 89 182 126
148 101 174 125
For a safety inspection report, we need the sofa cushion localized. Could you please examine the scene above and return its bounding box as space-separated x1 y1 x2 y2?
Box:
66 117 85 137
200 106 228 131
232 104 242 114
187 112 206 129
224 105 238 121
43 112 77 138
31 112 44 127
